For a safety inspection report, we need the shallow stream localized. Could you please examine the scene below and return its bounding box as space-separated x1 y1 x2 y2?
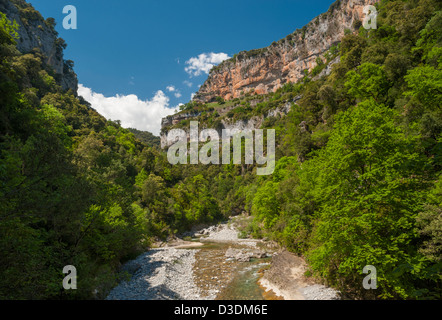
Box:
183 240 281 300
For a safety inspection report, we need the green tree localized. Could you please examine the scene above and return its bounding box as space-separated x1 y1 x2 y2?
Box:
404 65 442 110
345 63 390 102
306 100 432 299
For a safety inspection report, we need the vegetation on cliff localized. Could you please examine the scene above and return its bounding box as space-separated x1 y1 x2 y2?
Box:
0 0 441 300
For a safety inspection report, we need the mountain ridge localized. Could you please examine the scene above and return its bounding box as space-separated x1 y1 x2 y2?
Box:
193 0 378 103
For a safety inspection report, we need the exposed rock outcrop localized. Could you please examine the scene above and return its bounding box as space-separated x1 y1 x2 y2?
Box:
160 96 300 149
160 0 378 147
0 0 78 93
161 111 202 128
160 99 297 148
194 0 378 103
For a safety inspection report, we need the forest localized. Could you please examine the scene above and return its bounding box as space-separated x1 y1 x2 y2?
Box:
0 0 441 300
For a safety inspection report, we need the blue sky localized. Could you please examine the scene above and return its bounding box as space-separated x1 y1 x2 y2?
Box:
30 0 335 135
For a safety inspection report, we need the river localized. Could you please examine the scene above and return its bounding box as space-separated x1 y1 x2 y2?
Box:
106 221 338 300
106 222 282 300
184 240 281 300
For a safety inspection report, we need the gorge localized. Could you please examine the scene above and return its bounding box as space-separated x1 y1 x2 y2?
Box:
1 0 441 301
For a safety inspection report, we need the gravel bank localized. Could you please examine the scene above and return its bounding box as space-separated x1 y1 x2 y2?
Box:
106 248 205 300
258 250 340 300
300 284 340 300
201 224 239 242
199 222 263 249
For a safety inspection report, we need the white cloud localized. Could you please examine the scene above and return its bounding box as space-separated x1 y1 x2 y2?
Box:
78 84 178 136
183 80 193 88
185 52 230 77
167 85 182 98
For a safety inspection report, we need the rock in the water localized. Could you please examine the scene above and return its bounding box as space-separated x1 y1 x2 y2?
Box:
225 248 267 262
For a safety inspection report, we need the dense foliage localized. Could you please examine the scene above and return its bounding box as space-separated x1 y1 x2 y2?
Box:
1 0 441 300
128 128 161 148
169 0 441 300
0 9 224 299
242 0 442 299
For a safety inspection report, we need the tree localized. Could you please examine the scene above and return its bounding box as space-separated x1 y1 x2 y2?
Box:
416 177 442 263
216 96 226 105
0 12 18 46
45 17 56 29
252 181 280 229
345 63 390 102
404 65 442 110
306 100 430 299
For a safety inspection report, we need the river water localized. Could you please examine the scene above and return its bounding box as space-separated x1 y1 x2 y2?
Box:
184 240 281 300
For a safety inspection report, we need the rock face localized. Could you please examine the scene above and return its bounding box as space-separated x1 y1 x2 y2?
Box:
0 0 78 93
194 0 378 103
259 250 340 300
160 97 299 148
161 111 202 128
160 101 299 149
162 0 379 145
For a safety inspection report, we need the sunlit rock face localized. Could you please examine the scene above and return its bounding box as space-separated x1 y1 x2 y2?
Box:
193 0 377 103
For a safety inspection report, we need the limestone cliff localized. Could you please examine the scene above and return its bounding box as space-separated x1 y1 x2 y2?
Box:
160 98 299 148
194 0 378 103
0 0 78 93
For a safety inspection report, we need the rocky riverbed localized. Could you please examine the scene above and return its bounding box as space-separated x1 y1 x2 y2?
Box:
106 217 340 300
106 248 203 300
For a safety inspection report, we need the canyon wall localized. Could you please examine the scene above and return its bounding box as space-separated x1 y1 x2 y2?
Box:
193 0 378 103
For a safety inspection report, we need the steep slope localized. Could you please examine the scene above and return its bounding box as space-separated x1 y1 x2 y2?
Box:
0 0 78 92
194 0 377 103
